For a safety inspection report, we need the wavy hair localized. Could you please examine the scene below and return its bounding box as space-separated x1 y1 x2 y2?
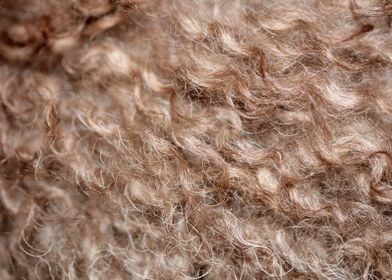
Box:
0 0 391 279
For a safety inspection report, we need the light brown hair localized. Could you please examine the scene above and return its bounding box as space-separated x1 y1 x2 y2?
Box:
0 0 391 279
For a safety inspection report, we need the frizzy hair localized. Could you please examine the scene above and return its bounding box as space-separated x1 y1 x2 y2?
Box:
0 0 392 279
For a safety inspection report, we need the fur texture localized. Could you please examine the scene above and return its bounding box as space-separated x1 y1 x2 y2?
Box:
0 0 392 279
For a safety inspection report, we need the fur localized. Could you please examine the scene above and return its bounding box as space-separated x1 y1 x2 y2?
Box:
0 0 392 279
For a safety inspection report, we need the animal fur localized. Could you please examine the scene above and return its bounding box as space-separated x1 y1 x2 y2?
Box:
0 0 392 279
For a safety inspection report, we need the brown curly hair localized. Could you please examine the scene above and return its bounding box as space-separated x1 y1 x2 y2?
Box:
0 0 392 279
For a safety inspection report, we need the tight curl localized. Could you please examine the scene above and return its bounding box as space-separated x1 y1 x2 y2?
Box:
0 0 392 279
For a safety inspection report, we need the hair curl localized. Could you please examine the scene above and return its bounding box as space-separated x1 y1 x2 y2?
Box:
0 0 392 279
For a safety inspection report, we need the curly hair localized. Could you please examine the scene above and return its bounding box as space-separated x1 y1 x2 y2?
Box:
0 0 392 279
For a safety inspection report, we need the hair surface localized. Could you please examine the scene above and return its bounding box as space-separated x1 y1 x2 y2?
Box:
0 0 392 279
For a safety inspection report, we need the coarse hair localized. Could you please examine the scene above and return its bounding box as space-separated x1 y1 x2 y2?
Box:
0 0 392 279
